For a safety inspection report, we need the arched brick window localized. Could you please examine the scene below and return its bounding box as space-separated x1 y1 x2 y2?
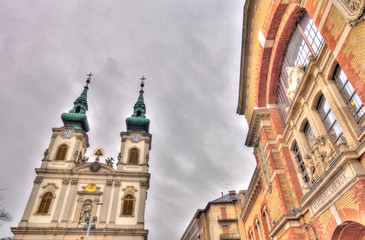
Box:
128 148 139 165
55 144 68 160
254 218 264 240
261 204 271 234
248 229 255 240
122 194 134 216
277 10 324 123
37 192 53 214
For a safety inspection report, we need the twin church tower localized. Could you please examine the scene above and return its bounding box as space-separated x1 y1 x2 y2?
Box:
11 75 152 240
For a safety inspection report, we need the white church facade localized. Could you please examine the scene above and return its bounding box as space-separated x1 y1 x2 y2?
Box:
11 75 152 240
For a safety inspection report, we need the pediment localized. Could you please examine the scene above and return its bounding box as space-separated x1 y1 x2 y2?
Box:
73 162 116 173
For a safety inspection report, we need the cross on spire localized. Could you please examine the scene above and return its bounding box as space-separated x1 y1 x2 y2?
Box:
86 72 93 86
140 76 146 89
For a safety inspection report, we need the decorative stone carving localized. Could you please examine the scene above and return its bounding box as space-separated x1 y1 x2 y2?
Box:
114 180 121 187
140 181 148 188
43 149 49 158
145 154 150 164
73 151 79 160
62 179 70 185
34 177 43 184
118 152 122 161
71 178 78 185
79 156 89 165
286 65 305 100
333 0 365 26
90 161 101 172
105 157 114 167
305 136 337 182
106 180 113 186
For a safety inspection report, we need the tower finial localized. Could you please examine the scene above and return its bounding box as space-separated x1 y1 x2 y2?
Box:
140 76 146 90
86 72 93 86
61 73 92 132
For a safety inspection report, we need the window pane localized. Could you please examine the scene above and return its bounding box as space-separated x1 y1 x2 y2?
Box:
336 69 347 88
318 99 330 118
349 93 362 112
329 122 342 142
343 82 355 100
304 123 315 148
324 112 336 130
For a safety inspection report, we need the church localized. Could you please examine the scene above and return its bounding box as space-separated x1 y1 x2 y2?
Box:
11 75 152 240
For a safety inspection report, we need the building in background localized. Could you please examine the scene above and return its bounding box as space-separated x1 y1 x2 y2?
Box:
11 76 152 240
181 190 246 240
238 0 365 239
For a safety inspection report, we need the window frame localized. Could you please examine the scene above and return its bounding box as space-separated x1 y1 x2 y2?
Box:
317 95 345 144
55 144 68 160
121 194 135 216
334 65 365 123
128 147 139 165
37 192 53 214
293 142 310 184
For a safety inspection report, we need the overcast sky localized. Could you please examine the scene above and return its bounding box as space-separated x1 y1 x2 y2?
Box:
0 1 256 239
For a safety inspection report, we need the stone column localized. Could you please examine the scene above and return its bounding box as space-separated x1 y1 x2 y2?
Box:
60 178 78 226
99 180 113 224
108 180 121 226
18 177 43 227
137 181 148 226
50 179 69 226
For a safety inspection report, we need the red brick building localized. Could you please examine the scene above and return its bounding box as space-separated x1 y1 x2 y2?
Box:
238 0 365 239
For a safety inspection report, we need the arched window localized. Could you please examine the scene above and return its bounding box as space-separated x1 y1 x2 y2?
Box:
128 148 139 165
76 106 81 113
304 122 315 148
137 110 142 117
277 10 324 123
334 65 365 122
293 143 310 184
261 205 271 233
37 192 53 214
55 144 68 160
317 95 345 144
122 194 134 216
254 218 264 240
248 229 255 240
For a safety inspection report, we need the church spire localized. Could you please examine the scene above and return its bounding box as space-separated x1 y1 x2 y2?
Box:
61 73 92 132
126 76 150 133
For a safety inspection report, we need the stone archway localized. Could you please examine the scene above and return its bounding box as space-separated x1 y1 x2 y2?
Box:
331 221 365 240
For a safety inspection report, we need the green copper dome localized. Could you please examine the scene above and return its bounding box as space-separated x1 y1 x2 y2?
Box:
126 78 150 133
61 74 91 132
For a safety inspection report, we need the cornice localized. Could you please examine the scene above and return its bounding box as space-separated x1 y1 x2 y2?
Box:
11 227 148 236
241 167 261 221
237 0 256 116
245 108 271 147
35 168 151 178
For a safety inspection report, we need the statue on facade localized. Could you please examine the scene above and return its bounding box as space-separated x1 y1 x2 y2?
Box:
105 157 114 167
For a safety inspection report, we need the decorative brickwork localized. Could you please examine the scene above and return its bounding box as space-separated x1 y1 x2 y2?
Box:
239 0 365 239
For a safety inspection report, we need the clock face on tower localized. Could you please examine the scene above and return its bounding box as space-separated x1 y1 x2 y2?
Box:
131 133 141 142
62 129 73 138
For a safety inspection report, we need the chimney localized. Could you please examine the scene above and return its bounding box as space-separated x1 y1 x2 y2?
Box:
229 190 236 195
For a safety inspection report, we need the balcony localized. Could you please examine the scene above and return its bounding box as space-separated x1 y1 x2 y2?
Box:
219 233 241 240
217 214 237 222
